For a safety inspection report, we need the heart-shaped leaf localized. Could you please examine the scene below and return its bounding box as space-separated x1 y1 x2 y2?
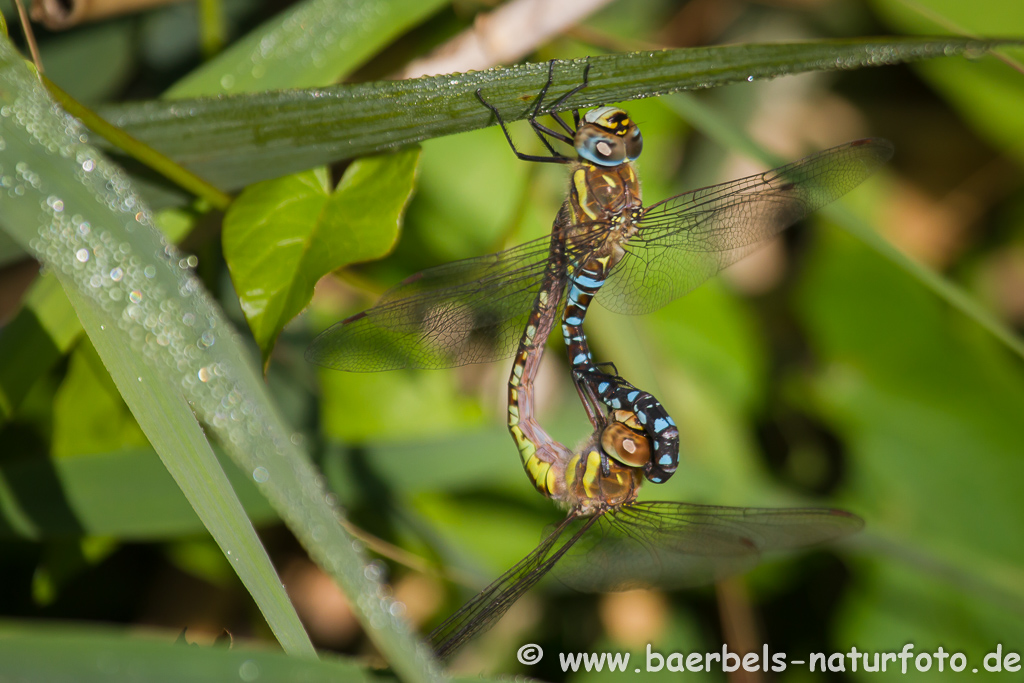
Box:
223 148 420 370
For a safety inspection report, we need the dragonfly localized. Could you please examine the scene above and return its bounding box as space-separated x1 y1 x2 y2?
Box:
306 60 894 485
432 269 863 659
427 173 863 660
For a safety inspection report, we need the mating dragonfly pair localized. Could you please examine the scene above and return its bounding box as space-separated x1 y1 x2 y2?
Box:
306 61 890 660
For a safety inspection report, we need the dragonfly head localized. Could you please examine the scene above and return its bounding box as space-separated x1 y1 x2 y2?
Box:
601 409 651 468
564 411 650 514
575 107 643 167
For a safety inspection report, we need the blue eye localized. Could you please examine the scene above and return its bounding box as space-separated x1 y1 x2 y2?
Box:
577 132 626 166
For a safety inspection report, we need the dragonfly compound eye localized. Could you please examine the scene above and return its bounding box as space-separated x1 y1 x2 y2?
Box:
577 127 627 166
624 126 643 161
601 421 651 468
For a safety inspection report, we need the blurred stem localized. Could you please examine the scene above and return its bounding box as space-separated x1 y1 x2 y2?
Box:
340 519 475 587
715 577 764 683
11 0 43 73
666 92 1024 363
851 532 1024 617
197 0 226 58
43 77 233 211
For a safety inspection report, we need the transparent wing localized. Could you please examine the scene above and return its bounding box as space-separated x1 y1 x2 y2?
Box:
600 139 894 315
429 515 599 662
305 220 593 371
556 501 863 592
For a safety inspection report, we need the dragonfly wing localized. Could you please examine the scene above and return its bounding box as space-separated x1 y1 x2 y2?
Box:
555 501 863 592
599 139 894 315
430 515 598 662
305 234 559 371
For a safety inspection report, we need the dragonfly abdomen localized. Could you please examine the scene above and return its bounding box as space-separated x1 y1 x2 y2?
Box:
506 218 574 500
561 257 680 483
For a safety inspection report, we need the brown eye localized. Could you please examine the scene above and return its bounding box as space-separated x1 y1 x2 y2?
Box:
601 422 651 468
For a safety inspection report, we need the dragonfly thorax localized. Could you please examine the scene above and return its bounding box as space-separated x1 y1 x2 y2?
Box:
565 444 641 514
575 107 643 167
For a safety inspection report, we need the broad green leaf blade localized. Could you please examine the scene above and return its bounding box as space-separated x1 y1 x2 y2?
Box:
223 149 419 370
0 273 81 420
0 227 26 266
63 285 316 657
0 446 278 540
0 36 438 682
0 621 499 683
52 338 149 457
168 0 449 97
665 92 1024 362
0 621 374 683
794 226 1024 663
100 37 1019 191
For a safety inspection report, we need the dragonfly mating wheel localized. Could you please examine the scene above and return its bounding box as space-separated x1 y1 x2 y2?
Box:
306 60 886 660
306 59 894 487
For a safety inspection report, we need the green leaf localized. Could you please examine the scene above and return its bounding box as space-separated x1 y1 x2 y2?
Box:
797 227 1024 568
40 18 135 105
838 559 1024 682
167 0 449 97
52 338 149 457
66 284 317 656
0 35 438 680
0 619 499 683
794 227 1024 672
0 621 376 683
0 226 25 267
320 368 482 443
0 445 278 540
223 149 419 370
666 92 1024 362
99 38 1018 192
0 273 82 421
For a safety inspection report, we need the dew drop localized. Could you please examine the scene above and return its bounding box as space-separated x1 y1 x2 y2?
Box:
75 248 89 262
252 466 269 483
238 659 259 682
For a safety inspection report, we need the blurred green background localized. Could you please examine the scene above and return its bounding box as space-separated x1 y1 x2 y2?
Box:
0 0 1022 680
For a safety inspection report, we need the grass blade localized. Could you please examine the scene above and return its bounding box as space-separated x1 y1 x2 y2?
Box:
100 37 1019 191
0 34 439 682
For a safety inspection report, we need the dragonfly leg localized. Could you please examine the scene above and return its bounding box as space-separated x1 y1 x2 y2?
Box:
479 58 594 164
522 60 573 155
476 88 570 164
546 61 591 118
572 367 605 429
600 450 611 477
533 60 590 141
